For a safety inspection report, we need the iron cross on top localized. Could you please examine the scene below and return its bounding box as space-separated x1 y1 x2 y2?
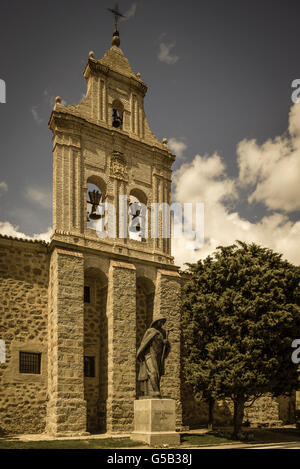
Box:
107 3 126 31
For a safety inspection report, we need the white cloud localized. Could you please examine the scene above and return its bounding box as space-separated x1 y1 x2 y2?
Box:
158 41 179 65
123 1 139 20
173 153 237 204
168 138 187 160
172 142 300 268
237 102 300 212
0 221 28 239
0 181 8 194
31 106 43 124
24 186 51 210
0 221 52 242
32 227 52 242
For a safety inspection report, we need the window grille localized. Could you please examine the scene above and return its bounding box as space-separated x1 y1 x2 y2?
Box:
19 352 41 374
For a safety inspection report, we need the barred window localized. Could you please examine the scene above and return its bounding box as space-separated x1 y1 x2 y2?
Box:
19 352 41 374
84 286 91 303
84 356 95 377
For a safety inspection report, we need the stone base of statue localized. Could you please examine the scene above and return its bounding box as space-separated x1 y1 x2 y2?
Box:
131 398 180 446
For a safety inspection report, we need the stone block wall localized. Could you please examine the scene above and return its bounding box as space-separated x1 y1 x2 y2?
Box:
154 269 182 427
106 260 137 433
0 237 49 435
46 247 87 436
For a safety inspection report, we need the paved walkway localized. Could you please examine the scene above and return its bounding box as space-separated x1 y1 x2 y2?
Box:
2 426 299 450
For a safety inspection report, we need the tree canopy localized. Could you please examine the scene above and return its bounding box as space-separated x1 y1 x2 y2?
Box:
182 241 300 434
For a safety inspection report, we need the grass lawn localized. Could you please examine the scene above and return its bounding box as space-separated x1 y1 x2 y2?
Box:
0 433 241 449
1 428 298 449
0 438 144 450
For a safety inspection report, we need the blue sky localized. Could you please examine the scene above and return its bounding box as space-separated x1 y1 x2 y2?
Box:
0 0 299 266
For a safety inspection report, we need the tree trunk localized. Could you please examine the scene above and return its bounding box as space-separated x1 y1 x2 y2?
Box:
233 397 245 438
208 398 215 431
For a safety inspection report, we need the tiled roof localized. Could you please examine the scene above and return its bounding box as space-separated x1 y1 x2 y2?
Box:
0 234 49 246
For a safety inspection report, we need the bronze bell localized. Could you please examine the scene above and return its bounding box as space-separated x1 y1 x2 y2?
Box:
129 202 142 233
89 205 102 220
112 109 122 128
88 190 103 220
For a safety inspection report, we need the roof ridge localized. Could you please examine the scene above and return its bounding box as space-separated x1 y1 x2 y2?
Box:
0 234 49 246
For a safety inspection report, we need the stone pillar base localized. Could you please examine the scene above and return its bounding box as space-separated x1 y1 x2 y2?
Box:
131 399 180 446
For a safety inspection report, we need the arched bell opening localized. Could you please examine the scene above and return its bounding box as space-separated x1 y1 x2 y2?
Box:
129 188 148 242
136 277 155 398
83 267 108 433
112 99 124 129
86 176 107 232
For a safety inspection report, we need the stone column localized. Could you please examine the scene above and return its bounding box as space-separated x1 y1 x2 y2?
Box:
154 269 182 428
152 174 158 251
46 248 87 436
158 178 163 251
106 260 137 432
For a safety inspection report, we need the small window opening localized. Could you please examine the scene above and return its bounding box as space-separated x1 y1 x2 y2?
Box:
84 286 91 303
84 356 95 377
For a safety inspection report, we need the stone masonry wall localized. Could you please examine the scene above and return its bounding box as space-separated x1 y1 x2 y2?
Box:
106 260 136 433
46 248 87 436
154 270 182 428
0 237 49 435
83 275 108 432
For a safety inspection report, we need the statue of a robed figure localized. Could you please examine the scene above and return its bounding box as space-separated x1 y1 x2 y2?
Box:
136 316 170 398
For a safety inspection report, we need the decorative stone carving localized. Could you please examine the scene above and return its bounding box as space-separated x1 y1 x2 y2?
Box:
110 151 128 180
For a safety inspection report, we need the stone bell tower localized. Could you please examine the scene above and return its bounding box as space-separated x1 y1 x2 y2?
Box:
46 28 182 436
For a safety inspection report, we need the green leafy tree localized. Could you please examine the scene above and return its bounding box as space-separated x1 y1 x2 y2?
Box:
182 241 300 437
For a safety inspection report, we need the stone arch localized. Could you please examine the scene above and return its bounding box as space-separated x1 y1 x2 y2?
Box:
136 276 155 398
86 176 107 231
87 175 106 198
83 267 108 433
129 188 148 242
130 187 148 206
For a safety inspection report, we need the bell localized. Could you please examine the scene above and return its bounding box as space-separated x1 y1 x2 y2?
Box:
112 109 122 128
87 190 103 221
89 204 102 220
129 220 141 232
129 206 142 233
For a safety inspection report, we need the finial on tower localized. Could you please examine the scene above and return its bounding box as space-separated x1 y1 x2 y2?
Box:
107 3 126 47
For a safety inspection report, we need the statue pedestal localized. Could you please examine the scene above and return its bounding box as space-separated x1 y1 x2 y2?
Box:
131 399 180 446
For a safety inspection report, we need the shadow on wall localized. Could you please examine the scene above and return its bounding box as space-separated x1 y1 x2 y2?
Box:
136 277 155 399
84 267 108 433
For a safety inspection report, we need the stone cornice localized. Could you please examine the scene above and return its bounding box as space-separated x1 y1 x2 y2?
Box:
49 237 179 272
